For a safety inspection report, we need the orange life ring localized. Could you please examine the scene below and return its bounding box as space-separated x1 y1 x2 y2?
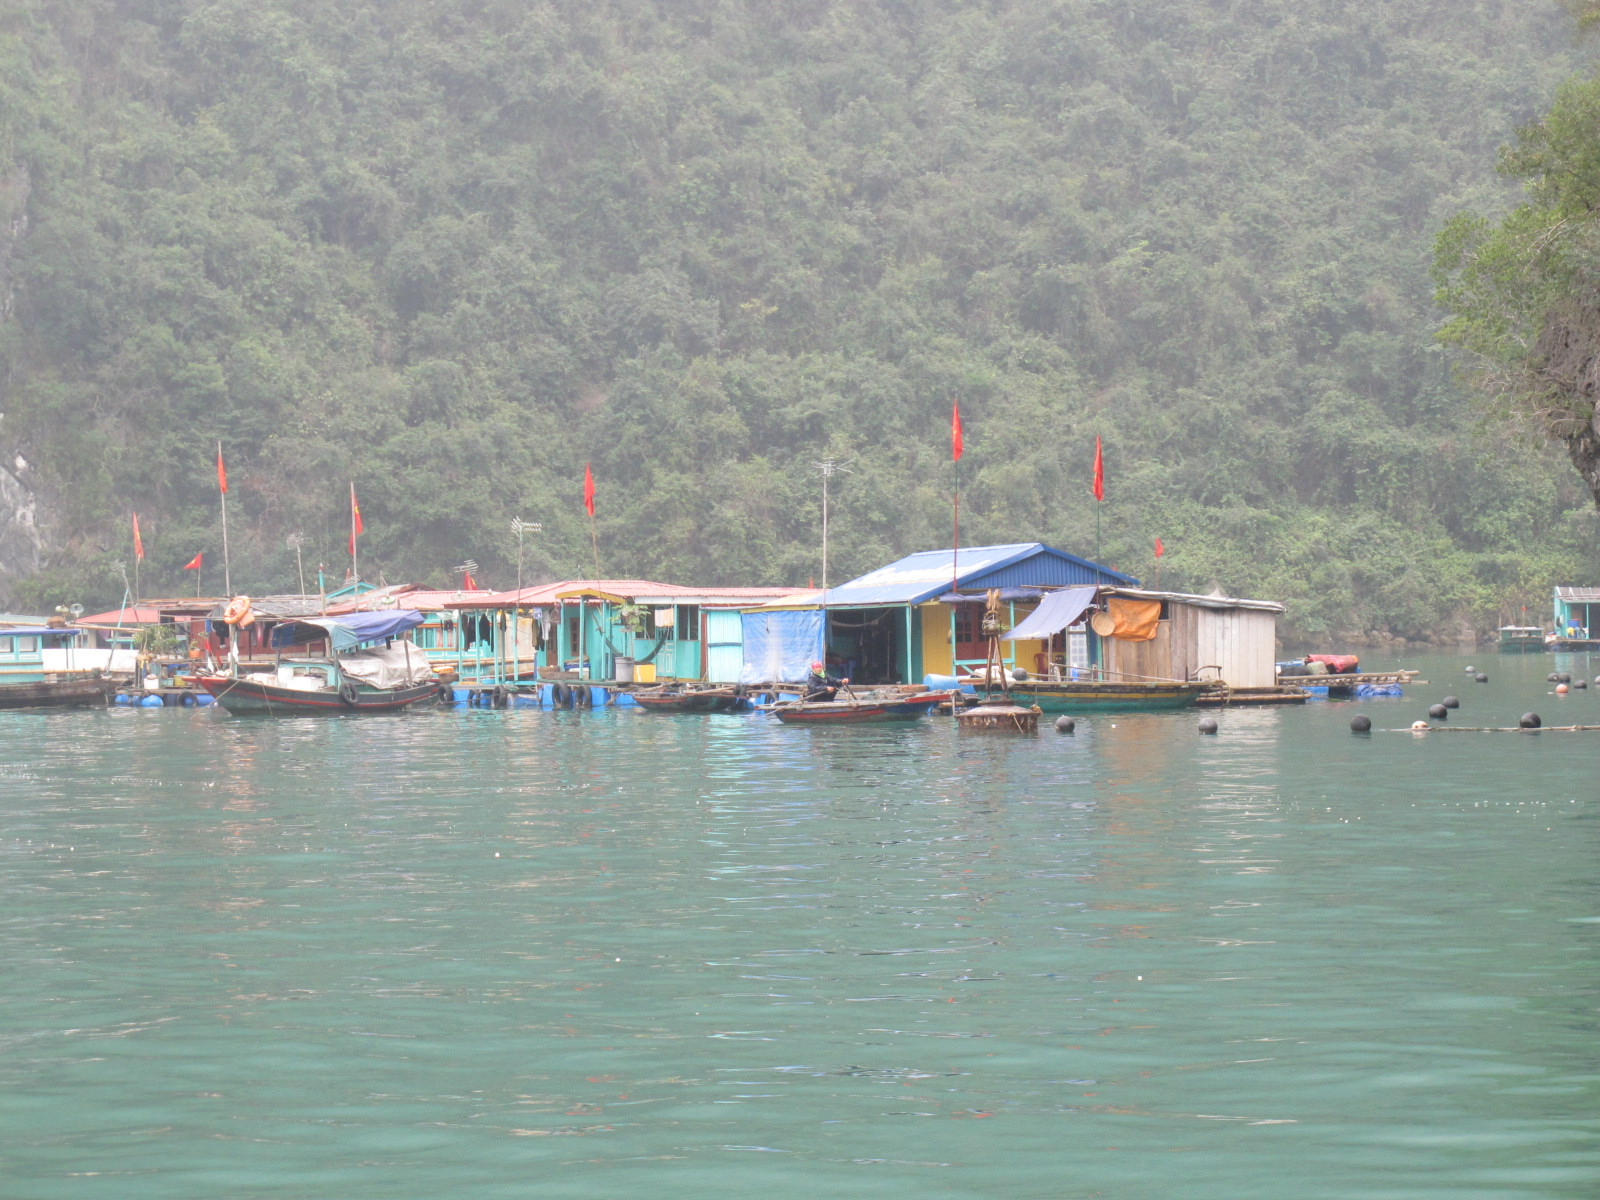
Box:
223 595 253 626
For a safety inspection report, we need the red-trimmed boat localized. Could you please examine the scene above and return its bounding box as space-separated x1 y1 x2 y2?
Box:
198 611 449 715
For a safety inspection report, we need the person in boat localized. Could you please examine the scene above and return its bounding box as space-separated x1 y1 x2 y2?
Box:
803 660 849 702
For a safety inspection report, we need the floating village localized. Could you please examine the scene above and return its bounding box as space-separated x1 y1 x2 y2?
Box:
5 529 1599 733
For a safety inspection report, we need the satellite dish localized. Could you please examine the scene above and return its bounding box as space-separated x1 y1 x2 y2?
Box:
69 603 84 618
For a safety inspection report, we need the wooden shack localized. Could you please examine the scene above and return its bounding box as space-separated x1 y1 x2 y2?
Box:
1096 588 1283 689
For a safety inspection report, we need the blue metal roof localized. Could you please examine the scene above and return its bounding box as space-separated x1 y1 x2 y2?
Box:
823 543 1136 608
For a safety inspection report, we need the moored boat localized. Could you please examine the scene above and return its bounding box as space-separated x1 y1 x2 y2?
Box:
1497 625 1547 653
632 685 745 713
1002 678 1217 713
0 623 121 710
198 611 448 715
769 690 953 724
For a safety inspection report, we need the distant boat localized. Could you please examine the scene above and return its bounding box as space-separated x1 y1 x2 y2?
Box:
0 624 114 710
769 690 953 724
198 611 448 715
1497 626 1546 653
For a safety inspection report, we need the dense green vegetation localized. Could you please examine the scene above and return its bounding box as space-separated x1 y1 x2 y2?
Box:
1435 0 1600 519
3 0 1598 639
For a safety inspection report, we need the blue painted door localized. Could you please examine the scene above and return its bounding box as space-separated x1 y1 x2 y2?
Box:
704 611 743 683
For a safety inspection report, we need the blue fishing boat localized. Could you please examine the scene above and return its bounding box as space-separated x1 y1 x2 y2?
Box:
198 611 448 714
0 624 114 709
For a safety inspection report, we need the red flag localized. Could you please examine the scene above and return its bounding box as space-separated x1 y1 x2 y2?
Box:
1092 436 1104 502
583 463 595 517
464 572 476 590
349 483 363 554
951 401 963 462
1154 537 1164 558
216 444 228 494
132 513 144 561
183 551 203 570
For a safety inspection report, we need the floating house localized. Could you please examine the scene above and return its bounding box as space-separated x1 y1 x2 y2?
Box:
742 543 1137 685
1552 587 1600 648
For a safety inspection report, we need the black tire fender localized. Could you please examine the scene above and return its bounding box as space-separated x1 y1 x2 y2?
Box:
339 681 360 707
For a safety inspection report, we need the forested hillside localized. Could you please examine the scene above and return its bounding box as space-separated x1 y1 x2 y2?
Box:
2 0 1597 639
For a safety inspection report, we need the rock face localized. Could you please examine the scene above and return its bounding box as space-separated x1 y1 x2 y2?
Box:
0 453 45 606
0 165 46 606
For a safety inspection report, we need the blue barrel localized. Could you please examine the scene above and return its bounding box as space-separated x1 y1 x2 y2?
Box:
923 673 978 694
139 694 164 707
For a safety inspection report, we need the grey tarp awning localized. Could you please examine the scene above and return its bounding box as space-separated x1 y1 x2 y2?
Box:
1000 586 1098 641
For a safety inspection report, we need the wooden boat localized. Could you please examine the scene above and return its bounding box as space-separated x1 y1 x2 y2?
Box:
1497 626 1547 653
769 690 954 725
198 611 447 715
1002 679 1218 713
0 623 123 709
632 685 744 713
0 674 110 710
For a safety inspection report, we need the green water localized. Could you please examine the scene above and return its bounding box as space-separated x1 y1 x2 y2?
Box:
2 651 1596 1199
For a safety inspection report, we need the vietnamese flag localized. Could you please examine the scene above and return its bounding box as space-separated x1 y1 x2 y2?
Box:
349 482 363 554
1154 537 1164 558
183 551 203 571
464 571 477 590
1092 436 1104 502
216 444 228 494
951 401 963 462
583 463 595 517
132 513 144 561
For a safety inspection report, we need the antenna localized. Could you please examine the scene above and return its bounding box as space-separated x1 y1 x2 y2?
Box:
811 459 850 594
286 532 306 597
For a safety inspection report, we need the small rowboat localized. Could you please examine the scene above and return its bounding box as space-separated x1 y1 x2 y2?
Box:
769 691 954 725
632 686 744 713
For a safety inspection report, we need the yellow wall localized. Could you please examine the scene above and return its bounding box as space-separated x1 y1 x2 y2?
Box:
917 601 1050 677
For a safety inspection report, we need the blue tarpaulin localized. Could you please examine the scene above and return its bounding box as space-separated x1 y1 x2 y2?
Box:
739 609 823 684
270 610 424 652
1000 586 1098 641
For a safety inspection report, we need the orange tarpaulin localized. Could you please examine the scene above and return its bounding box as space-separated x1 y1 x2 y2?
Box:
1108 596 1161 641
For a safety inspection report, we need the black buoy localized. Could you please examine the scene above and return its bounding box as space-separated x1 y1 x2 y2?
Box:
1547 672 1560 683
1574 679 1588 690
1475 673 1489 683
1350 714 1372 733
1053 715 1075 734
1013 668 1029 681
1428 704 1448 720
1198 717 1218 735
1520 712 1541 729
1442 696 1459 709
1558 672 1572 684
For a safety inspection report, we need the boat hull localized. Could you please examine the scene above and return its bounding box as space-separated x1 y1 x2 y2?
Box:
1004 681 1212 712
771 692 952 724
633 691 743 713
0 675 109 710
199 675 445 715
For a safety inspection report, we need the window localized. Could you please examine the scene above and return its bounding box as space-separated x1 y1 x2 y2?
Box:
676 605 699 641
0 637 11 654
15 636 38 653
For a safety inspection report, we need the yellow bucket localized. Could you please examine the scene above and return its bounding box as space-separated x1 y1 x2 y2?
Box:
633 662 656 683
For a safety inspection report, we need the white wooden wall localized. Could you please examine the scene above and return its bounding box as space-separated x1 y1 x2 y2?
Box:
1192 608 1276 688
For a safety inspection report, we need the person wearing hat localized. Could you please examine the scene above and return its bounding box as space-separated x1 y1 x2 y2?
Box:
803 660 848 702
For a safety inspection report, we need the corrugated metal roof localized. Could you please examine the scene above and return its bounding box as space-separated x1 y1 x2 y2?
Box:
75 605 164 627
459 580 802 608
1555 586 1600 603
1110 587 1284 614
821 543 1136 608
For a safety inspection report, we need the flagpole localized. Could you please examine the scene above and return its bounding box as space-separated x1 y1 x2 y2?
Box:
588 514 600 578
350 482 359 583
218 442 232 597
132 516 140 606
